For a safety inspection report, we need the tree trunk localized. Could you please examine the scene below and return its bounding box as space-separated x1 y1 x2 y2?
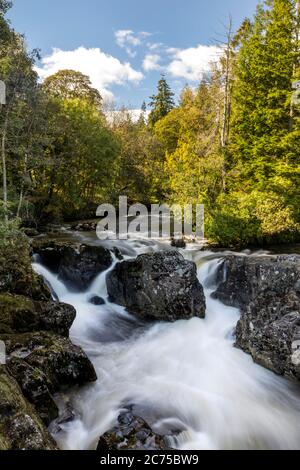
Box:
16 185 23 219
290 0 300 131
1 111 9 224
220 18 233 192
16 153 28 219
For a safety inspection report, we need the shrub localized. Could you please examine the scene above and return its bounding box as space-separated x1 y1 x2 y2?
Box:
207 190 300 247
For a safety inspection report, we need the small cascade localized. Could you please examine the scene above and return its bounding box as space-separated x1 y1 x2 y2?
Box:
34 243 300 450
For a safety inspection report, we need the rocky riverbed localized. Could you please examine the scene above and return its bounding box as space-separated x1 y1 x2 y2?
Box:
0 233 97 449
0 228 300 450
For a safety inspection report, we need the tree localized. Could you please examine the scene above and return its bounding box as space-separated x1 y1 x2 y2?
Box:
137 101 147 127
164 81 224 208
0 1 12 43
0 3 43 223
33 97 119 222
148 75 175 127
0 0 12 15
230 0 297 176
214 0 300 245
112 108 165 204
43 70 102 108
219 17 235 191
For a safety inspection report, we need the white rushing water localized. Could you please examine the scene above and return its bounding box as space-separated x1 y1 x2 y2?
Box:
33 240 300 450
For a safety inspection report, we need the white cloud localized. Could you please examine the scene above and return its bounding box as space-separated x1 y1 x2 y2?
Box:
167 45 223 81
35 46 144 101
142 54 161 72
147 42 164 51
115 30 151 57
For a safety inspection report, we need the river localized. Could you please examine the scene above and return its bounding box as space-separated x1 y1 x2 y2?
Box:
33 232 300 450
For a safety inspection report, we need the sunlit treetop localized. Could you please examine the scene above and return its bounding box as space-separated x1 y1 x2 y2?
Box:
43 69 103 108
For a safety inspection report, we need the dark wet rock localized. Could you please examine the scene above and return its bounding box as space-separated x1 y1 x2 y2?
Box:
58 244 113 291
0 327 97 438
171 238 186 249
213 255 300 381
31 239 73 272
43 224 62 235
7 358 58 426
112 247 124 261
0 294 75 337
71 221 97 232
49 401 76 435
32 240 113 291
97 410 173 451
0 365 57 450
23 228 40 238
1 331 97 391
107 251 206 322
89 296 105 306
212 255 300 309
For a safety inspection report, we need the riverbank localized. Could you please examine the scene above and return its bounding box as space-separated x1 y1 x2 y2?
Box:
0 228 97 449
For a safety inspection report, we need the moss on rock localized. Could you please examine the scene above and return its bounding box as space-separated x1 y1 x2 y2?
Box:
0 231 51 301
0 365 57 450
0 293 76 337
1 331 97 391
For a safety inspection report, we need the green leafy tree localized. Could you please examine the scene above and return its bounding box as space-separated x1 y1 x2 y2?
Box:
218 0 300 245
112 108 165 204
0 4 44 223
33 97 119 223
230 0 298 180
164 82 224 208
43 69 102 108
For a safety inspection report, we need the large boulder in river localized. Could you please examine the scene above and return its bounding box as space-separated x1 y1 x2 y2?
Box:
32 240 113 291
106 251 206 322
213 255 300 381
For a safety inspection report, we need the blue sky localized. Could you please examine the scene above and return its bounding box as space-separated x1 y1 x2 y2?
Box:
8 0 259 109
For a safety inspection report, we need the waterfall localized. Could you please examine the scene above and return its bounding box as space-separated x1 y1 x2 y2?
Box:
33 243 300 450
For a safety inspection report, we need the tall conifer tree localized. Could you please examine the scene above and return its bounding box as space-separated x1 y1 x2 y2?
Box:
148 75 175 127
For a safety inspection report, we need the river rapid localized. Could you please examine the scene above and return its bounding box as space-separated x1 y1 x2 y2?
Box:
33 233 300 450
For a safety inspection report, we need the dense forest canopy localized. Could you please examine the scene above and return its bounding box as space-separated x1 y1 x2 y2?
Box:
0 0 299 246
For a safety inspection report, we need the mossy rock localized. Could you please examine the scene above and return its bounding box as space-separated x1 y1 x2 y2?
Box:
0 365 57 450
97 409 172 451
7 358 59 426
1 331 97 392
0 293 76 337
0 232 51 301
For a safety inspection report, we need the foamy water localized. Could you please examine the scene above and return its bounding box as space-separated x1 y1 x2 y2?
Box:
33 240 300 450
